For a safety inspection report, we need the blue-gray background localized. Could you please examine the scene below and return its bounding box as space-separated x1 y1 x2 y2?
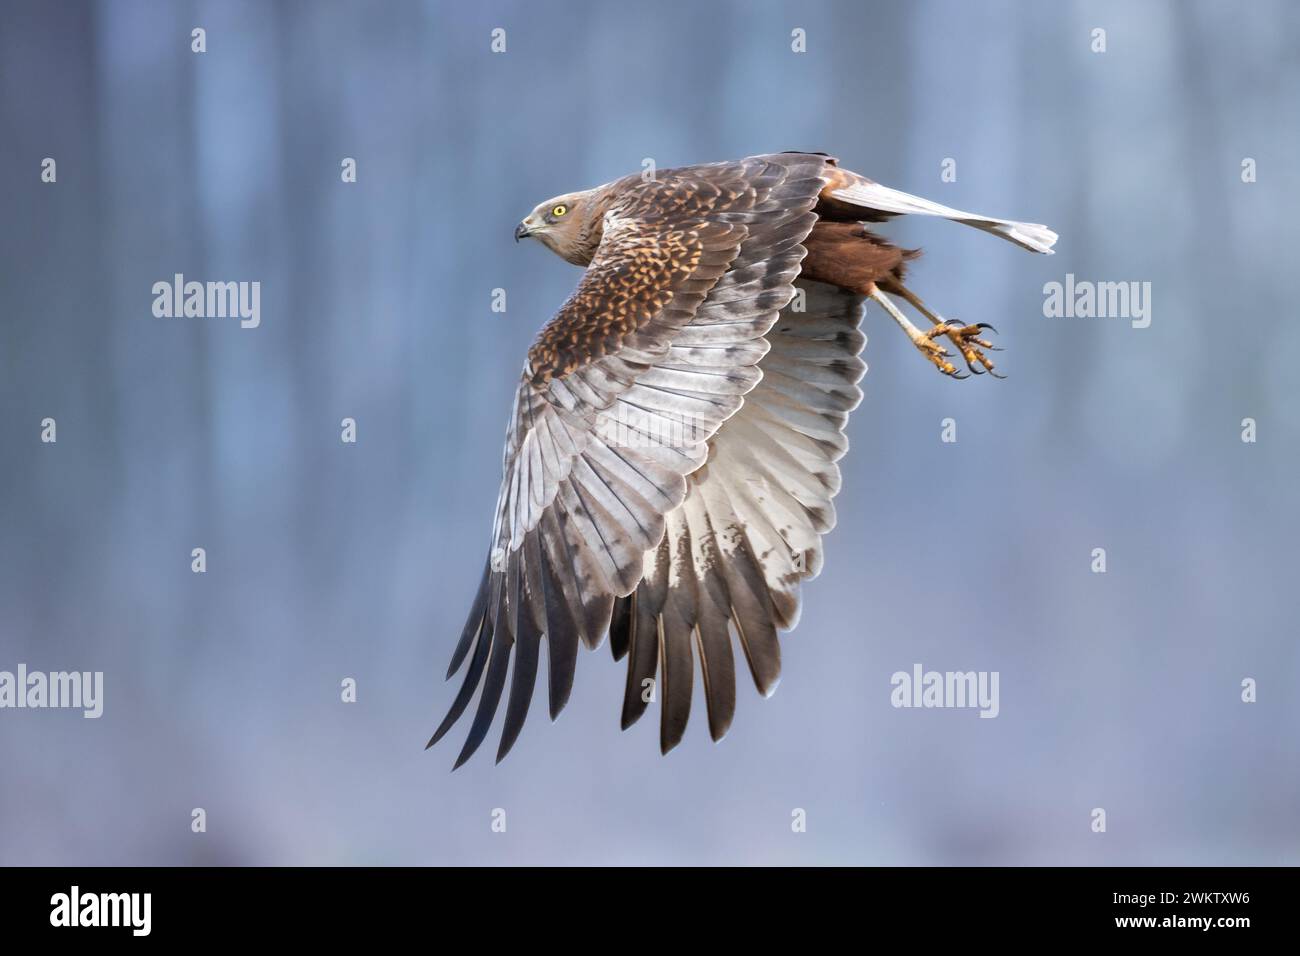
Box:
2 0 1296 865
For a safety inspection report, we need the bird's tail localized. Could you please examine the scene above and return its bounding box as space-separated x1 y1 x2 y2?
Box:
826 175 1058 255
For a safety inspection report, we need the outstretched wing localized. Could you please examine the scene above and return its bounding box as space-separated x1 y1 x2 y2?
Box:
612 279 869 751
431 154 832 766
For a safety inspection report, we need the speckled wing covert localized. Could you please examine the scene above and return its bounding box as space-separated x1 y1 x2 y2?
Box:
430 153 865 765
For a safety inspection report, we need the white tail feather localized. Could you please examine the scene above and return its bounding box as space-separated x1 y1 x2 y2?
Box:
831 180 1058 255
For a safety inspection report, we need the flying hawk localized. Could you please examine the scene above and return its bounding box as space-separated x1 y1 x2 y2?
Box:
430 152 1055 766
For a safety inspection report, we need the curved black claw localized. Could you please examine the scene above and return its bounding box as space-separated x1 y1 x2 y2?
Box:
974 322 998 334
989 368 1008 380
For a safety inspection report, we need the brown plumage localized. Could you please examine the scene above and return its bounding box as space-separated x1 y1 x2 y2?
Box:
431 152 1056 766
800 220 920 296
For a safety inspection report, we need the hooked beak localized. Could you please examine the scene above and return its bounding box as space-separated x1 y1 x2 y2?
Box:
514 221 532 242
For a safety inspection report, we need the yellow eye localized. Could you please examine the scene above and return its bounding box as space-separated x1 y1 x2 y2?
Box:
552 204 567 217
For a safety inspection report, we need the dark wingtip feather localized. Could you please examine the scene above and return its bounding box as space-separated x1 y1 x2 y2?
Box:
426 710 460 751
447 562 493 678
541 578 580 721
622 554 664 732
548 672 574 721
452 606 512 770
658 657 692 753
581 592 614 652
694 585 737 745
496 606 541 763
609 596 632 661
427 604 494 754
427 696 468 750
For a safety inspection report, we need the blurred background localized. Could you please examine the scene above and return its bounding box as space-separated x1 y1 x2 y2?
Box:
1 0 1296 865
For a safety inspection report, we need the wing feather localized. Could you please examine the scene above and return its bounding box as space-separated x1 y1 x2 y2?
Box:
616 279 869 744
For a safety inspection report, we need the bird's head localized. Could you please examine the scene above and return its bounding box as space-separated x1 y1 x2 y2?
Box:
515 188 604 266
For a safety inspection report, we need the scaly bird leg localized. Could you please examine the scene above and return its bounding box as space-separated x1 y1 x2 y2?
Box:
892 285 1004 378
868 288 966 379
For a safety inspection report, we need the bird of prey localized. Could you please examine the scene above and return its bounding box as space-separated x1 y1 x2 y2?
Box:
429 152 1055 766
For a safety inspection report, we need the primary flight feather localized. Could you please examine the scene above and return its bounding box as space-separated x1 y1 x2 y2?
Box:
429 152 1056 766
